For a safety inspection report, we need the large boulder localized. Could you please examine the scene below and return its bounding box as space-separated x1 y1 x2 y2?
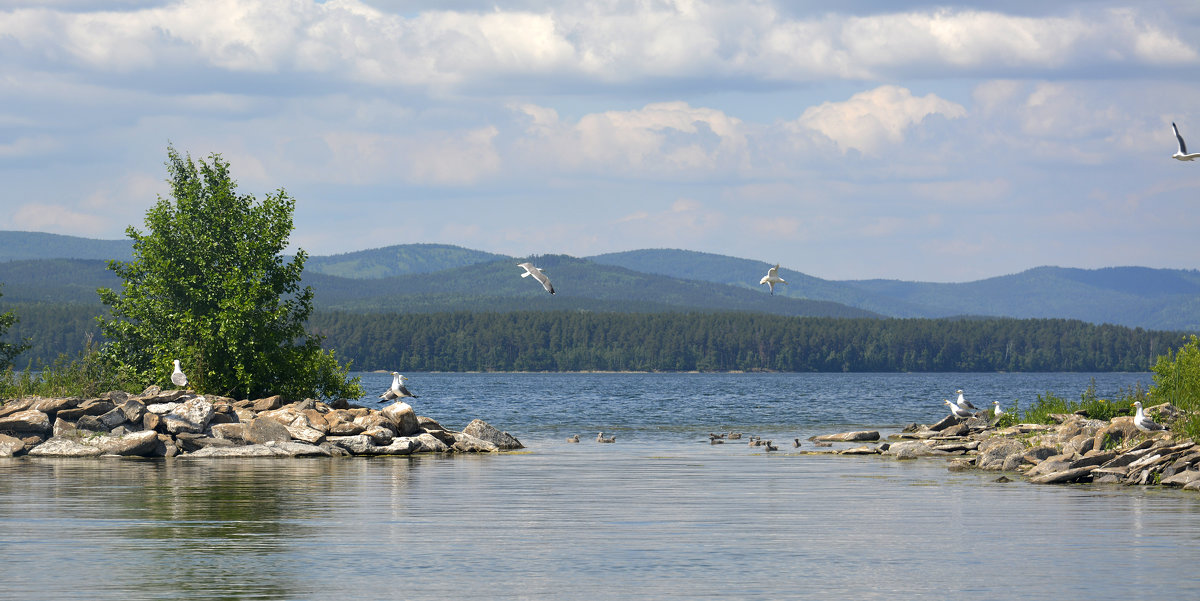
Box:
975 437 1026 470
162 397 215 434
381 402 420 436
452 432 500 453
462 419 524 449
0 433 26 457
243 417 292 444
812 430 880 443
0 409 52 436
26 430 159 457
1093 417 1140 453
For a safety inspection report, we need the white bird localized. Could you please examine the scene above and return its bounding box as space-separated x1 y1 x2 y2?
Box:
992 400 1005 418
759 264 788 295
1133 400 1166 432
1173 123 1200 161
945 399 972 419
955 389 977 411
170 359 188 388
379 372 418 401
518 262 555 295
596 432 616 443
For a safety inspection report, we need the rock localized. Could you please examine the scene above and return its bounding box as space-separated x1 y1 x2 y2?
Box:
185 444 279 458
975 438 1026 471
452 432 499 453
1030 466 1095 484
30 397 77 419
812 430 880 443
362 425 394 445
210 423 247 442
418 416 449 432
994 475 1012 483
0 433 25 457
118 400 146 423
0 409 51 436
928 415 961 431
937 424 970 438
97 408 130 430
26 430 159 457
414 432 450 453
381 402 420 436
839 445 880 455
1028 454 1074 477
243 417 291 444
143 412 161 432
251 395 284 412
77 399 116 417
1067 451 1118 470
328 434 379 455
146 402 179 415
263 440 331 457
375 437 417 455
1160 469 1200 488
162 397 215 434
1093 417 1140 453
462 419 524 450
882 440 947 459
0 398 34 418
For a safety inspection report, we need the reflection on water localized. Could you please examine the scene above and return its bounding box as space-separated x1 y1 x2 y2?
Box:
3 373 1200 600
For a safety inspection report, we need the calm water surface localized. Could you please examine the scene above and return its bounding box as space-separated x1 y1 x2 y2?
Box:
3 372 1200 600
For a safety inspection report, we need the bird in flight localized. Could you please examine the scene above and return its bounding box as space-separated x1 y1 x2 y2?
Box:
1172 123 1200 161
759 264 788 295
518 262 555 294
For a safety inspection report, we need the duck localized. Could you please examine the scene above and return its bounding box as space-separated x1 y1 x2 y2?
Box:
566 435 580 443
792 438 802 448
596 432 616 443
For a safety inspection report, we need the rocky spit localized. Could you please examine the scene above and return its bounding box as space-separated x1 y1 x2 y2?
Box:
0 386 522 458
809 402 1200 491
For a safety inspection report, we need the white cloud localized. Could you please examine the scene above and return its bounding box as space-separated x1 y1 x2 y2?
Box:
793 85 966 155
12 203 111 235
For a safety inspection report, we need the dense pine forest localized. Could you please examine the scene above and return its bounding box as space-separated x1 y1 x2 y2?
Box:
3 303 1184 373
307 311 1180 373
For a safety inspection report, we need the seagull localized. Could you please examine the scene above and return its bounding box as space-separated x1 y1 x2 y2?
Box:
379 372 418 401
596 432 616 443
518 262 555 294
955 389 977 411
1133 400 1166 432
945 399 972 419
170 359 188 388
1172 123 1200 161
759 264 788 295
992 400 1005 418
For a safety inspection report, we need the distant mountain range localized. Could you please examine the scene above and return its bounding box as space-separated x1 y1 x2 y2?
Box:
1 230 1197 331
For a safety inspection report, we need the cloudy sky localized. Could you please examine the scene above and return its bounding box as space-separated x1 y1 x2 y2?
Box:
3 0 1200 282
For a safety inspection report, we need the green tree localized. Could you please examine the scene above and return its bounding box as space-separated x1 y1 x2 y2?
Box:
98 146 361 400
0 287 30 370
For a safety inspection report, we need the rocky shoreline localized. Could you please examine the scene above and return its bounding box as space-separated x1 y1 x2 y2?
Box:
0 386 523 458
810 401 1200 491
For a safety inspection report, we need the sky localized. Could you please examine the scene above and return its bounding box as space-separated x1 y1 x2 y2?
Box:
3 1 1200 282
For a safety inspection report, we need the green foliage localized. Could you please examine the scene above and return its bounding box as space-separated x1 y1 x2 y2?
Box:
1 340 140 399
1020 380 1136 425
1150 334 1200 439
97 146 361 401
0 287 30 370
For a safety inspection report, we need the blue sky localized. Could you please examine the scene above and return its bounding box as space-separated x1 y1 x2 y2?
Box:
2 0 1200 282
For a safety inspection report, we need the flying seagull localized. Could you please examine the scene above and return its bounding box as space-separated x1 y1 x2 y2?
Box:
518 262 555 294
171 359 188 388
1172 123 1200 161
945 399 972 419
379 372 418 401
759 264 787 295
1133 400 1166 432
955 389 977 411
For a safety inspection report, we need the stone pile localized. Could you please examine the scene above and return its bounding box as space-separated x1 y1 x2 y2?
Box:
814 402 1200 491
0 386 522 458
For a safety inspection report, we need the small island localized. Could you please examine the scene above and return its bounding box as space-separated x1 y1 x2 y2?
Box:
0 387 522 458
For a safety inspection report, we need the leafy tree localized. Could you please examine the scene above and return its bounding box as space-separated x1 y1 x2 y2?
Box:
98 146 361 400
0 287 30 370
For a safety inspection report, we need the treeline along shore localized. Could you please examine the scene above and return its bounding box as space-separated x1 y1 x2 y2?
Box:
7 305 1185 373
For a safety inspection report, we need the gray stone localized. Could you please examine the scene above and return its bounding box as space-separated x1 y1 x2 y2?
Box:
262 440 331 457
210 423 247 442
0 409 51 436
27 430 159 457
328 434 379 455
1027 454 1074 477
185 444 279 458
381 402 420 436
928 415 961 431
1067 451 1118 470
30 397 77 419
414 432 450 453
1030 466 1095 484
75 414 108 432
975 438 1026 471
162 397 215 434
244 417 291 444
839 445 880 455
0 433 25 457
146 402 179 415
97 408 130 430
375 437 417 455
462 419 524 450
27 436 104 457
119 400 146 423
452 432 499 453
812 430 880 443
1160 470 1200 488
362 425 395 445
882 440 946 459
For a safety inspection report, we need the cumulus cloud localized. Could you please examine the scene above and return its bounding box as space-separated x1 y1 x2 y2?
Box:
792 85 967 155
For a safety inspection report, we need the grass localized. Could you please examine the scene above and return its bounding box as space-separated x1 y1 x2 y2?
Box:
1150 335 1200 441
0 343 142 400
1020 378 1137 425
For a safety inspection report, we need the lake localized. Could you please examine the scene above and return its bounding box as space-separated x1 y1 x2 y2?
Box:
3 372 1200 600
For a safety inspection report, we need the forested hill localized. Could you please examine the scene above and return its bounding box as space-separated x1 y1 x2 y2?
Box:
0 231 132 262
306 243 510 279
310 311 1180 373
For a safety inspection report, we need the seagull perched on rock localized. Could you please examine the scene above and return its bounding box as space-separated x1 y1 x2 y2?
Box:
171 359 188 388
992 400 1005 418
518 262 555 294
759 264 788 295
955 389 977 411
379 372 418 401
1173 123 1200 161
945 399 972 419
1133 400 1166 432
